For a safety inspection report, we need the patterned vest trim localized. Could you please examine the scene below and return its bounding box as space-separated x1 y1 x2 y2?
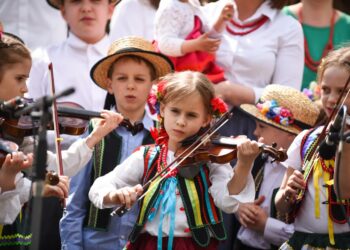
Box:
84 122 154 230
299 127 350 224
0 210 31 248
128 145 226 247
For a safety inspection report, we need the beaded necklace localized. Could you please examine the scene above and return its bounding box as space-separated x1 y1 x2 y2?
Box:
226 15 268 36
298 8 336 72
157 143 178 178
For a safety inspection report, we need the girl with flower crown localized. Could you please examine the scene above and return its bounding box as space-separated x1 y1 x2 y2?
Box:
89 71 259 250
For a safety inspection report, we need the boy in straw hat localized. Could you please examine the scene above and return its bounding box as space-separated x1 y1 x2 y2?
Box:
232 84 319 249
60 36 173 250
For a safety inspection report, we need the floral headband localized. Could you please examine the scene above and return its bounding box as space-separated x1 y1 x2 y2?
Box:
147 80 228 119
302 81 321 101
256 99 294 126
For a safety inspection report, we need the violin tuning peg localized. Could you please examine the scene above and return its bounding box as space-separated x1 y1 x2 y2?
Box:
272 142 277 148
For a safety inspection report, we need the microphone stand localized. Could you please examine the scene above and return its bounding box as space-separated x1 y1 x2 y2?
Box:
14 88 75 250
29 97 50 250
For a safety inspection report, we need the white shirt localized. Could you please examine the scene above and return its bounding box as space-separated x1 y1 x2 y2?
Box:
28 32 109 111
0 137 93 225
0 0 67 51
283 128 349 234
154 0 216 57
204 0 304 102
89 148 255 237
237 158 294 248
110 0 156 42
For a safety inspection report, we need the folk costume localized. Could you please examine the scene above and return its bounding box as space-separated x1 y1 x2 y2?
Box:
234 85 319 249
280 126 350 250
89 142 255 250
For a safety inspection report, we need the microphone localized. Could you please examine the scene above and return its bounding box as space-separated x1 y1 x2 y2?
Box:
0 96 25 117
319 106 346 160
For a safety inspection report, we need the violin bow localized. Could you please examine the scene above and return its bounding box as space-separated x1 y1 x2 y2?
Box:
48 63 64 177
297 73 350 201
111 108 234 216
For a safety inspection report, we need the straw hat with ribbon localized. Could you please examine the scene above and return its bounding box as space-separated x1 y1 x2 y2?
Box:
47 0 120 9
240 85 320 135
91 36 174 90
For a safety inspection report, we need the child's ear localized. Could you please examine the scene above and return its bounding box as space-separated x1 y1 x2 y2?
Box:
202 115 212 128
160 103 165 117
106 78 114 94
107 3 115 20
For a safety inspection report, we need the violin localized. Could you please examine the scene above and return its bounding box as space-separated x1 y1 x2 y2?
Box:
176 135 287 168
111 109 288 217
0 138 59 185
0 100 143 141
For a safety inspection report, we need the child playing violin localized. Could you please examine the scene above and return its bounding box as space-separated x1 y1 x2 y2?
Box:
275 46 350 249
60 37 174 250
89 71 259 250
233 85 319 249
154 0 233 83
0 31 122 249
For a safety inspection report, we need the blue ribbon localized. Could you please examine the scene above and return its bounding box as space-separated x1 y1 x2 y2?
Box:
147 177 177 250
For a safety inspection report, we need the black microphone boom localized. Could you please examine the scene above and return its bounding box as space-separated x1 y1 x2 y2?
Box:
319 105 346 160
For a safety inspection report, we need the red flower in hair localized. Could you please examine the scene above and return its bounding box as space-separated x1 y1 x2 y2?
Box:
211 97 228 118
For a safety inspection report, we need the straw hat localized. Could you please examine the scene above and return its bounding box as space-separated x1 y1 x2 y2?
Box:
47 0 120 9
240 85 320 135
91 36 174 90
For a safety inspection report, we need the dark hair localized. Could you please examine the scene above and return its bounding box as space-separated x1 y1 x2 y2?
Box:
107 55 157 80
269 0 289 9
0 33 31 81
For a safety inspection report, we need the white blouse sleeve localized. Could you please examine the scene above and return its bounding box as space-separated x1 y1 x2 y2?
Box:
46 138 93 177
0 174 31 224
155 0 188 56
282 130 308 170
89 147 146 209
209 163 255 214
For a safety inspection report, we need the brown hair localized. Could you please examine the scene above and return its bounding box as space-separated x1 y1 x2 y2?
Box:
107 55 157 80
0 34 31 81
317 46 350 84
160 71 215 116
269 0 289 9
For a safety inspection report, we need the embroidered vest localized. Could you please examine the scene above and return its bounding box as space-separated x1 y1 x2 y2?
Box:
0 207 31 249
128 145 227 247
84 122 154 230
293 127 350 223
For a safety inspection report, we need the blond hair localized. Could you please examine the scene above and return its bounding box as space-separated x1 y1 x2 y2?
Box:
160 71 215 116
317 46 350 84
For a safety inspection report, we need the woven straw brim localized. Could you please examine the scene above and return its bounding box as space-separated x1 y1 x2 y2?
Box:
47 0 120 9
240 104 301 135
91 48 173 90
240 84 320 135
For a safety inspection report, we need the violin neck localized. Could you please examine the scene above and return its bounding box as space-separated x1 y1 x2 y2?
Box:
57 106 102 119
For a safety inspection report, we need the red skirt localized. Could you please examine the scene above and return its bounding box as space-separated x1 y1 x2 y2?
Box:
125 233 219 250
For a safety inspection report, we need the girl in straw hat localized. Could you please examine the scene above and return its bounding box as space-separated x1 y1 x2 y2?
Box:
154 0 233 84
275 46 350 249
0 30 122 249
89 70 259 250
60 36 173 250
233 85 319 249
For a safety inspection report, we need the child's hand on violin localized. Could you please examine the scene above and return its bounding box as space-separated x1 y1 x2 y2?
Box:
236 137 260 168
42 175 69 199
86 110 124 149
284 169 305 203
105 184 143 208
0 152 33 192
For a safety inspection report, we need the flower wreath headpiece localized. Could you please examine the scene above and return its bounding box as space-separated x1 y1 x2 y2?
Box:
147 80 228 143
302 81 321 101
256 99 294 126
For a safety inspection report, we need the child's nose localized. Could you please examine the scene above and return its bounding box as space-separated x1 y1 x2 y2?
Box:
176 116 186 127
